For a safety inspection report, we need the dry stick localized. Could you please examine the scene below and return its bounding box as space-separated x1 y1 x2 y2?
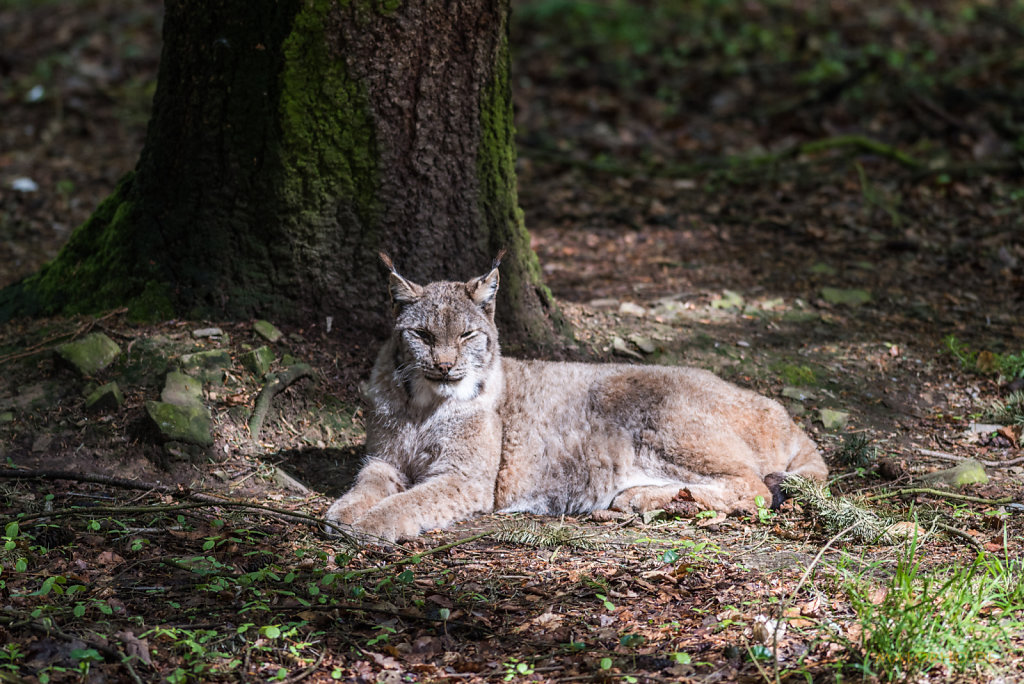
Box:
765 524 860 684
0 308 128 366
933 521 984 551
0 468 352 539
342 531 493 580
282 649 326 684
1 609 144 684
248 363 313 441
865 487 1015 505
919 448 1024 468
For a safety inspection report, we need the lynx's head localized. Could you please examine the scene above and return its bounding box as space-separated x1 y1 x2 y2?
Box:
381 252 503 402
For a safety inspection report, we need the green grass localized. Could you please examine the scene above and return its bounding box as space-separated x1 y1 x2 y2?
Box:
841 539 1024 682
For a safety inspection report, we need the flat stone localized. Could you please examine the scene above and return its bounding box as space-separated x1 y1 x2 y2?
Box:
628 334 657 354
161 371 204 407
253 319 283 343
711 290 744 310
919 459 988 488
164 441 206 462
782 386 816 401
0 412 13 424
272 467 310 495
55 332 121 376
85 382 124 413
192 327 224 338
819 408 849 430
145 400 214 446
612 336 643 359
821 287 872 307
242 345 275 377
618 302 647 317
178 349 232 384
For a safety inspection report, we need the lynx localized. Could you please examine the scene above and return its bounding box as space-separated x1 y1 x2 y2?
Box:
325 254 828 541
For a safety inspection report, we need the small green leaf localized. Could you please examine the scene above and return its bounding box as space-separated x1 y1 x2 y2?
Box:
5 522 18 539
262 625 281 639
600 657 613 670
662 549 680 564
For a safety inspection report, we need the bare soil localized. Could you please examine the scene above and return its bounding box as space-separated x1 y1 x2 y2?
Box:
1 1 1023 682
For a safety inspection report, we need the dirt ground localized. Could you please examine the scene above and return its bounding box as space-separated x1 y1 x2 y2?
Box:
1 1 1023 682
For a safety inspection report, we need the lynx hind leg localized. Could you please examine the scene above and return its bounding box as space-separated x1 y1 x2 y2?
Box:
764 435 830 510
610 484 691 514
683 472 775 516
324 459 408 536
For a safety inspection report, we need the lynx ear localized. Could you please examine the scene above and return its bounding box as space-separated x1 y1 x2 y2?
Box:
379 252 423 308
467 249 504 316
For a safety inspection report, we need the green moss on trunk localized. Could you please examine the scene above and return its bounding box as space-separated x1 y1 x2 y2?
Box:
477 19 570 353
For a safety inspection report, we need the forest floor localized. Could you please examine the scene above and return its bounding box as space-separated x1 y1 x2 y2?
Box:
2 1 1024 682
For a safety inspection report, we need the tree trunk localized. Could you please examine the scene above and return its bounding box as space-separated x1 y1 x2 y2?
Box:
0 0 568 353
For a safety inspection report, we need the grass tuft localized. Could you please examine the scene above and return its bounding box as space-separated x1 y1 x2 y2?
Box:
842 538 1024 682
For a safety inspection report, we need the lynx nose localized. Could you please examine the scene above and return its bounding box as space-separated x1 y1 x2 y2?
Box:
435 361 454 376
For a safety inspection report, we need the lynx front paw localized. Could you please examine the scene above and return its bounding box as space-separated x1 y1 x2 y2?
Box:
324 498 362 537
350 510 421 543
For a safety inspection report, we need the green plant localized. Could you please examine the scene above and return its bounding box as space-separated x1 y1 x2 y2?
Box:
836 433 877 468
366 624 396 647
503 657 535 680
753 495 775 525
841 540 1024 681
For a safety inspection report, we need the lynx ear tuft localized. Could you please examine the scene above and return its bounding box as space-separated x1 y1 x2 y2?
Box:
468 262 500 316
380 252 423 307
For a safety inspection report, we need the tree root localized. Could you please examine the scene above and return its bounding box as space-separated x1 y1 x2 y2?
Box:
248 363 313 442
919 447 1024 468
0 467 352 540
865 487 1015 505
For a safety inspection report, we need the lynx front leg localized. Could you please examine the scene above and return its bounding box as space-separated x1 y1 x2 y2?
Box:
351 474 495 542
324 459 408 536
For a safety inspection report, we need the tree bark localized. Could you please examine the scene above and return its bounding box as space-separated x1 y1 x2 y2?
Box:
0 0 568 353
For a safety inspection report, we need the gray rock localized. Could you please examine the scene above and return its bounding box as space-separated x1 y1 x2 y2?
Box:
242 346 275 377
819 408 850 430
85 382 124 413
164 441 206 462
55 332 121 376
161 371 203 407
192 327 224 338
145 400 214 446
919 459 988 488
821 287 872 307
178 349 232 384
253 319 283 343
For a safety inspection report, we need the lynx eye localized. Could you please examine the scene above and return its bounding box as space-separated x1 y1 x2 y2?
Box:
459 330 479 341
409 328 434 343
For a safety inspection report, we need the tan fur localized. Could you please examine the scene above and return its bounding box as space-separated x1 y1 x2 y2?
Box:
325 258 828 541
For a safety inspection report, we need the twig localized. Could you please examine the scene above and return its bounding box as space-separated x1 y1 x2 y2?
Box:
1 609 144 684
865 487 1015 505
933 522 984 550
281 649 326 684
0 468 356 541
342 531 492 579
767 524 860 684
0 309 128 366
919 448 1024 468
249 363 313 441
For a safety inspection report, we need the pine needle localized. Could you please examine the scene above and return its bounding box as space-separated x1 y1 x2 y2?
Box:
492 518 601 549
783 476 900 544
982 390 1024 427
